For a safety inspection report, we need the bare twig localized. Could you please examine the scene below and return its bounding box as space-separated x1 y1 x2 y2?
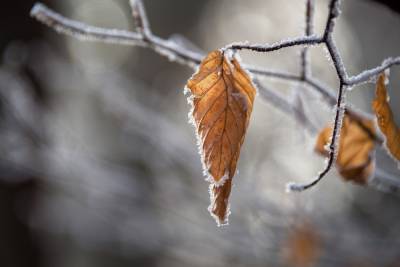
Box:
346 57 400 85
255 80 318 134
30 0 400 193
30 2 399 89
288 0 349 191
288 82 345 192
129 0 151 38
30 3 145 46
288 0 386 191
371 168 400 194
246 66 302 81
323 0 341 40
30 2 203 67
29 2 373 125
300 0 314 79
225 36 323 52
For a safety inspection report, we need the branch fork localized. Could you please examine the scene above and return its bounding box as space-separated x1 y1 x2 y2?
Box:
30 0 400 193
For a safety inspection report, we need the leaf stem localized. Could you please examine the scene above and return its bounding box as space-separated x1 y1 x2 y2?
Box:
30 0 400 193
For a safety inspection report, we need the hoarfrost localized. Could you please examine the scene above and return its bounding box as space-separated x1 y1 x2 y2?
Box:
208 184 231 227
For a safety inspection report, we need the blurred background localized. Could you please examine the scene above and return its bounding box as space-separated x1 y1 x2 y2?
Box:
1 0 400 266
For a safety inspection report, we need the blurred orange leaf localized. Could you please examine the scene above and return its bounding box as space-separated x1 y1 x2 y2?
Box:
283 222 320 267
186 50 256 225
315 115 375 184
372 73 400 164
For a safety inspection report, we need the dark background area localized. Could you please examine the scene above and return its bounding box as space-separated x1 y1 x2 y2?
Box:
1 1 400 267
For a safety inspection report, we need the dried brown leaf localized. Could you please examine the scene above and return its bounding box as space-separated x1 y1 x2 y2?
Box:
315 114 375 184
283 222 320 267
186 50 256 225
372 73 400 164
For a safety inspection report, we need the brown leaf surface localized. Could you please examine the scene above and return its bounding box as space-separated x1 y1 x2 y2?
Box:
315 114 375 184
372 73 400 163
282 222 320 267
186 50 256 225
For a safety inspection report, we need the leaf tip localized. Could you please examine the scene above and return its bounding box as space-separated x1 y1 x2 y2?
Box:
208 183 231 227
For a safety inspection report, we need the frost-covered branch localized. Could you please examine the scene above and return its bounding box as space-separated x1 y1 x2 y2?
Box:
247 67 301 81
346 57 400 85
29 2 372 126
30 0 400 193
30 3 145 46
323 0 341 39
288 0 348 191
30 2 203 67
288 0 393 191
225 36 323 53
289 82 345 192
300 0 314 79
129 0 151 38
255 80 318 133
371 168 400 194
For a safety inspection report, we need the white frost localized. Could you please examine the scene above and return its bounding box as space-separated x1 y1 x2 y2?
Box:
208 184 231 227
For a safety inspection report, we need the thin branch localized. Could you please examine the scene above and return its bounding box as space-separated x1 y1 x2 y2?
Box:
225 36 323 53
129 0 151 38
288 0 347 191
346 57 400 85
305 0 315 38
30 3 145 46
255 80 318 133
31 2 398 108
300 0 314 79
27 3 343 112
323 0 341 39
30 3 204 68
30 1 400 193
323 0 348 83
29 2 382 127
325 37 348 83
304 77 336 104
371 168 400 194
246 67 301 81
288 83 346 192
30 3 321 81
